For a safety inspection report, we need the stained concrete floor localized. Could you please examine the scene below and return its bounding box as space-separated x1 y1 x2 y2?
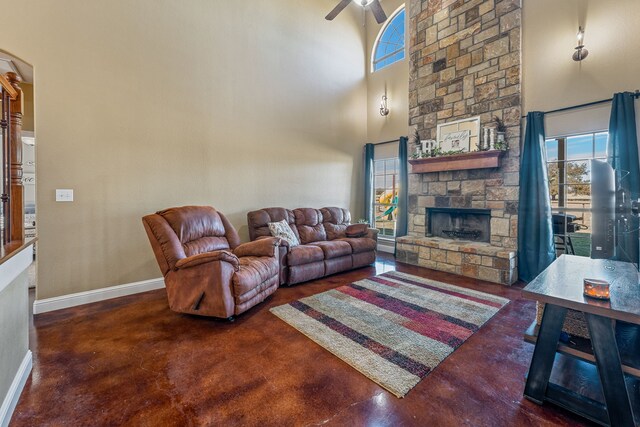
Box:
13 255 593 426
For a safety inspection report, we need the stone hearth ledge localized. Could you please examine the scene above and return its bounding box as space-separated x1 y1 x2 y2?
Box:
395 236 517 285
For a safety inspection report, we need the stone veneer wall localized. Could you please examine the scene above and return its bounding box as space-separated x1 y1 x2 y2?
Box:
406 0 522 250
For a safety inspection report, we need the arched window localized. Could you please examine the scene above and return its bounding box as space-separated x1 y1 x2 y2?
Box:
372 7 405 72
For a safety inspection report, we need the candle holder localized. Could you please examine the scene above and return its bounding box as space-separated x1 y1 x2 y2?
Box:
583 278 611 300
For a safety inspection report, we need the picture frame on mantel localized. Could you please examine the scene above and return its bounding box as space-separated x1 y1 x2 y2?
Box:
437 116 481 153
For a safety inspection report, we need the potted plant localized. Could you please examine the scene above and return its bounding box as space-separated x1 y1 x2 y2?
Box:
412 128 423 158
493 116 509 151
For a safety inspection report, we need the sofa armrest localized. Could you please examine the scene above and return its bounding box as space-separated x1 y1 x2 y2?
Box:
345 223 368 237
175 250 239 271
234 237 281 258
366 228 379 242
256 235 290 249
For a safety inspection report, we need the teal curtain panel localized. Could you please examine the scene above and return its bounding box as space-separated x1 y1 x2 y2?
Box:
364 143 375 224
518 112 556 282
396 136 409 240
607 92 639 265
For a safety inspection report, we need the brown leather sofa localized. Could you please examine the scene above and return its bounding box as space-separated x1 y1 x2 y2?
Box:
247 207 378 285
142 206 281 319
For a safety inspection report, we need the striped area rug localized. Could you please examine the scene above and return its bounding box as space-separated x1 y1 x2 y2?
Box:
270 271 509 398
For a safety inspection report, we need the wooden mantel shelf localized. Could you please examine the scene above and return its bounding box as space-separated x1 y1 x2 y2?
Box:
408 150 505 173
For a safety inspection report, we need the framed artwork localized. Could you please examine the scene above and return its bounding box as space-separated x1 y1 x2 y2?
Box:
436 116 481 153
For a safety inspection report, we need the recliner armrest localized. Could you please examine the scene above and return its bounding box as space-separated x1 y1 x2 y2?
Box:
234 237 281 258
175 250 240 271
366 228 379 242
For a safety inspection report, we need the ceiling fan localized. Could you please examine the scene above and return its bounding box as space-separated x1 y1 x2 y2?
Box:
326 0 388 24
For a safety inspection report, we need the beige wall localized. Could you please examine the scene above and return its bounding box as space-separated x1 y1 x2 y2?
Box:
0 0 368 299
522 0 640 113
21 83 34 132
366 1 409 143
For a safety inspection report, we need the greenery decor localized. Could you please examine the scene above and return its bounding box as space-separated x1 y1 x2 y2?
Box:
493 116 509 151
493 116 507 132
412 128 421 147
410 146 466 159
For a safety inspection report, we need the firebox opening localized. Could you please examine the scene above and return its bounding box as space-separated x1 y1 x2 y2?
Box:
426 208 491 243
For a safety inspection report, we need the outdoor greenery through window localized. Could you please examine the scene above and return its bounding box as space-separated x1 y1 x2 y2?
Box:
373 158 399 239
372 7 405 71
545 131 608 257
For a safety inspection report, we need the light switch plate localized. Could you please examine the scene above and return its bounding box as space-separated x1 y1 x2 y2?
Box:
55 189 73 202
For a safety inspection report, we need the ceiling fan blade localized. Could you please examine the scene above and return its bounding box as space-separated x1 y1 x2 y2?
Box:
369 0 388 24
325 0 352 20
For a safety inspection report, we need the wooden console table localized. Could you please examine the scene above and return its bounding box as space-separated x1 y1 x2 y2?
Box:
522 255 640 426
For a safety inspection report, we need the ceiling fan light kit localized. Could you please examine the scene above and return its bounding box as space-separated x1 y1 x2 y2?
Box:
325 0 387 24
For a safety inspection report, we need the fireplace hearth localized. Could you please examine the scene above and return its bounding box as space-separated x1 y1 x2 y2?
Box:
426 208 491 243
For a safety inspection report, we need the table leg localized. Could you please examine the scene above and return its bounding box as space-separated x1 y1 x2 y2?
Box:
524 304 567 404
585 313 636 427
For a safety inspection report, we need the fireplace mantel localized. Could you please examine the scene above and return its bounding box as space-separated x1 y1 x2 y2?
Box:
408 150 505 173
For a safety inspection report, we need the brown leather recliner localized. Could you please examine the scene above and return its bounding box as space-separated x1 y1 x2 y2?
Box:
142 206 281 319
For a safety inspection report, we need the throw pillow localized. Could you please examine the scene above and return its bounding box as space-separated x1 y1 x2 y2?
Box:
268 220 299 247
345 223 368 238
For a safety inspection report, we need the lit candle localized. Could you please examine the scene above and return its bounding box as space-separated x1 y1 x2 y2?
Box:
584 278 610 300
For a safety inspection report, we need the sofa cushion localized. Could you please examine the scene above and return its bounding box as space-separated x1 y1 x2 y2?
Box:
294 208 327 244
268 220 299 247
309 240 352 259
338 237 376 254
247 207 299 241
321 207 350 240
287 244 324 266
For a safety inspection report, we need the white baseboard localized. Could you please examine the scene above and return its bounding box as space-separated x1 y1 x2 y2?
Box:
33 277 165 315
377 243 395 254
0 350 32 427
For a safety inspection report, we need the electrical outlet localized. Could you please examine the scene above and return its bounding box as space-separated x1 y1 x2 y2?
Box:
55 189 74 202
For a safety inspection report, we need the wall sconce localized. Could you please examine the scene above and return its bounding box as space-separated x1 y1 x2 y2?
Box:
379 95 389 116
572 26 589 61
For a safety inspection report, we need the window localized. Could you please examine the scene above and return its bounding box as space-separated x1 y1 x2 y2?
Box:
372 7 405 72
545 131 608 257
373 158 399 239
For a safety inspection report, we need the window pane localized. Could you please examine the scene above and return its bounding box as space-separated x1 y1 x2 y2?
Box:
374 160 384 175
566 184 591 208
545 139 558 161
385 158 397 174
547 162 559 207
552 210 591 257
375 176 385 198
566 134 593 160
373 9 405 71
566 161 590 184
549 182 560 208
385 175 394 194
594 132 608 158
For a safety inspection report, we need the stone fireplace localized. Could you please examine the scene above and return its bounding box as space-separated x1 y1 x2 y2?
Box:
396 0 521 285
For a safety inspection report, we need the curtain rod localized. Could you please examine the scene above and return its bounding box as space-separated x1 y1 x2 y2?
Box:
371 139 400 146
521 90 640 118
